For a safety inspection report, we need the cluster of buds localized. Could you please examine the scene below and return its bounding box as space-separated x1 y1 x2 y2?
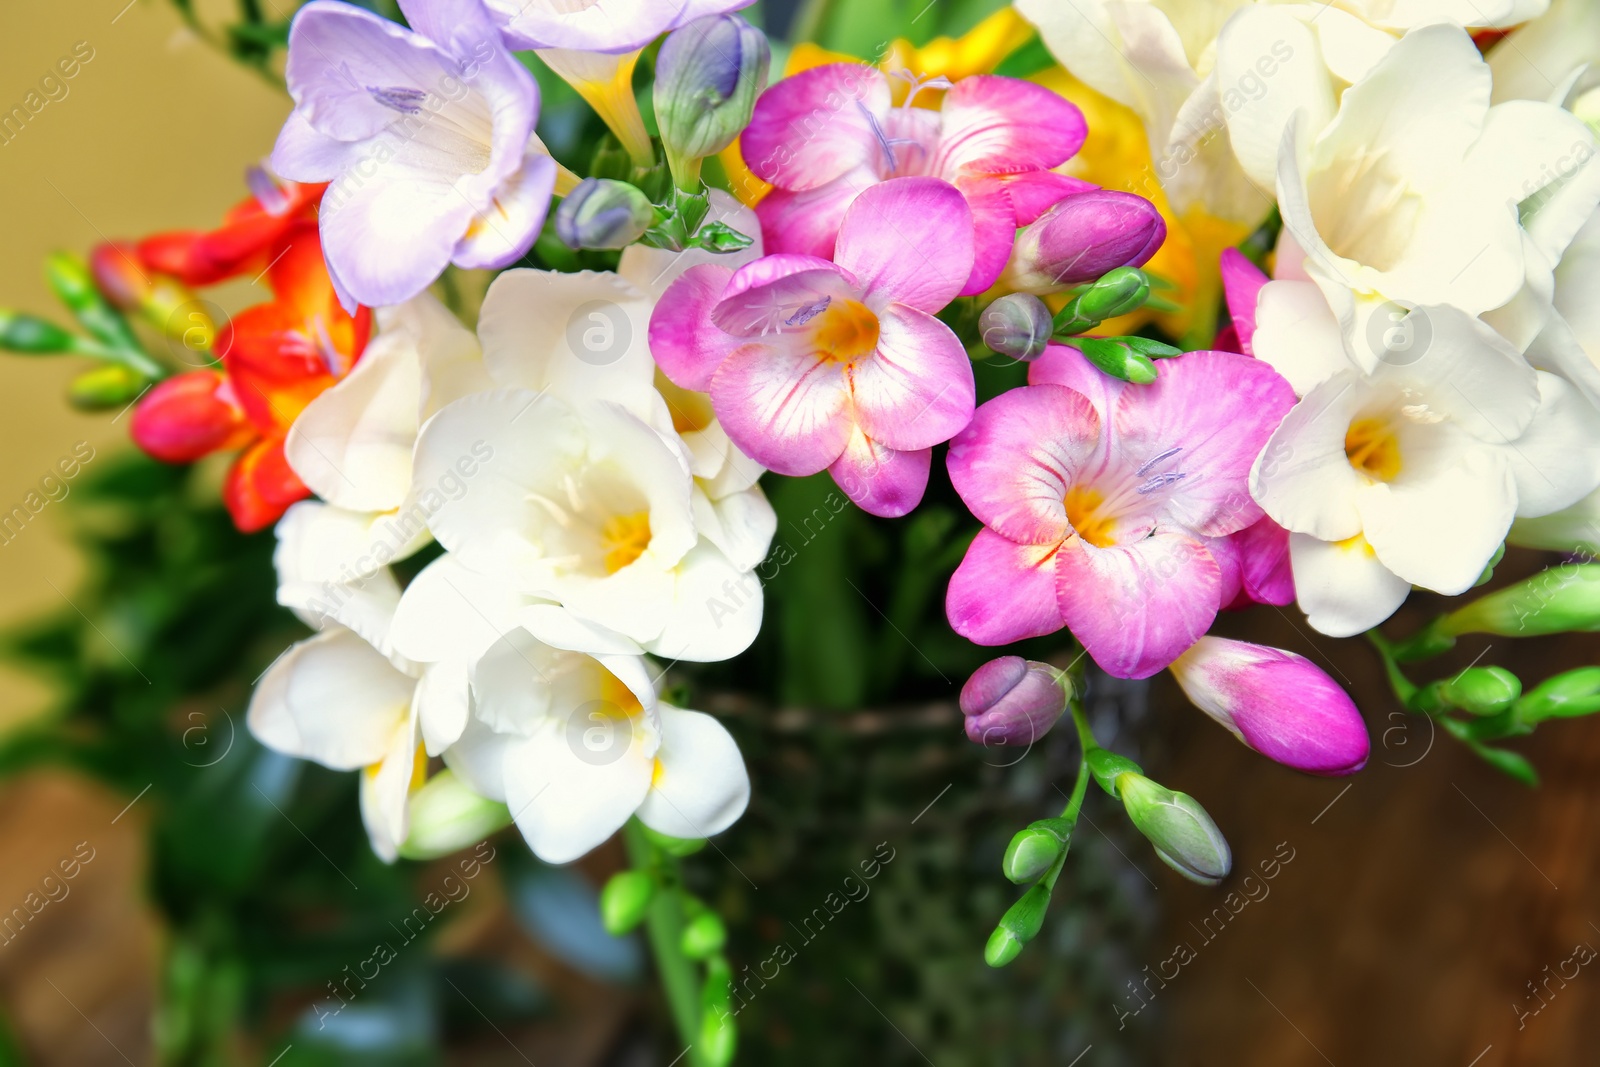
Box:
980 267 1181 383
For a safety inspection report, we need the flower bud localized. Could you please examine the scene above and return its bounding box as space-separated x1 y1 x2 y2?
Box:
90 241 199 332
1070 338 1157 384
556 178 657 250
1439 666 1521 716
1002 820 1069 883
0 310 81 355
681 910 727 959
1517 667 1600 722
1440 564 1600 638
600 869 656 934
1170 637 1369 776
1116 773 1231 885
980 293 1053 361
960 656 1069 748
986 882 1050 967
69 365 147 410
656 15 770 167
1004 191 1165 294
397 770 512 860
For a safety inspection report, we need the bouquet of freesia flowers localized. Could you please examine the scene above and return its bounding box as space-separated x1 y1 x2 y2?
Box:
6 0 1600 1061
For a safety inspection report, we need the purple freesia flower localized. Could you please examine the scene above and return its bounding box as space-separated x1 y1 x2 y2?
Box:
271 0 556 310
482 0 756 51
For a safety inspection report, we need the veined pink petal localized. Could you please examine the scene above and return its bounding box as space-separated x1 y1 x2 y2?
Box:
947 384 1098 546
1055 529 1222 680
650 263 738 391
1112 350 1296 538
1232 517 1294 607
712 254 855 338
756 169 877 260
956 172 1025 296
851 305 974 451
1219 248 1268 357
743 63 892 191
828 429 931 518
947 529 1066 646
933 75 1087 177
833 177 975 313
710 342 852 475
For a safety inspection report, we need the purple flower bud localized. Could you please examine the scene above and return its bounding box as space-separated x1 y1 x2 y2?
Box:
1170 637 1369 776
1005 190 1166 295
960 656 1068 747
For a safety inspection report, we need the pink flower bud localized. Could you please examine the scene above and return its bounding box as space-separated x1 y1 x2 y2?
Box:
1170 637 1369 776
960 656 1068 748
1004 190 1165 294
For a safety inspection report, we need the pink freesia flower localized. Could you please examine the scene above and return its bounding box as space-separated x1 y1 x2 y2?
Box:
650 177 977 518
945 346 1296 678
741 65 1089 295
1170 636 1369 776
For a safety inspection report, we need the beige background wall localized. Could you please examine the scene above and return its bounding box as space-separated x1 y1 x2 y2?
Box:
0 0 289 727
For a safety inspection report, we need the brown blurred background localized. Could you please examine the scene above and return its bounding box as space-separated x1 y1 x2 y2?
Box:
3 3 1600 1065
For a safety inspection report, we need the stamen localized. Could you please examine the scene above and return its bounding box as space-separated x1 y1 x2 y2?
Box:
367 85 427 114
311 316 343 376
855 99 899 172
527 491 572 527
1135 446 1183 477
888 68 954 109
1135 471 1188 494
786 297 831 327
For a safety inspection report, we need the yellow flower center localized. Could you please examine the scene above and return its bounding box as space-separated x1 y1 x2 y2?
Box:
1065 486 1117 548
1345 418 1402 482
811 300 881 363
601 511 652 573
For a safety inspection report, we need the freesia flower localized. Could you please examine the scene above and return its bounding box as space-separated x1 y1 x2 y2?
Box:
650 177 978 517
946 347 1295 678
1248 299 1600 636
249 574 463 861
1000 188 1166 294
741 66 1089 294
1170 636 1369 776
131 218 371 532
1275 25 1600 370
271 0 557 310
440 616 749 864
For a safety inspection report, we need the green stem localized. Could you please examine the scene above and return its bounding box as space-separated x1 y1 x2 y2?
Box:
789 0 834 45
624 822 707 1067
1366 629 1418 705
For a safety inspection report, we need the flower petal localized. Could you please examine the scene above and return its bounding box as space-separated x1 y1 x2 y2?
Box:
933 74 1087 175
649 264 740 392
1289 532 1411 637
504 726 654 864
832 177 975 313
947 383 1097 545
947 529 1066 646
1055 529 1221 679
742 63 891 191
828 429 931 518
249 628 414 770
636 705 750 841
450 151 558 270
710 342 852 475
851 305 974 451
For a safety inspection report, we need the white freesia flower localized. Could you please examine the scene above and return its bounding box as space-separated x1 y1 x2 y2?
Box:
440 614 749 864
1249 298 1600 635
248 577 465 861
1276 25 1600 370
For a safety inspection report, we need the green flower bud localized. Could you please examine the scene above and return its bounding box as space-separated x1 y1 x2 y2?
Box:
1075 268 1151 322
69 365 148 410
1441 564 1600 638
984 924 1024 968
555 178 657 250
700 999 739 1067
656 14 770 183
1002 822 1067 884
681 910 727 959
1439 667 1521 716
45 251 142 354
1086 749 1144 796
599 869 656 935
1517 667 1600 722
398 770 513 860
0 310 83 356
980 294 1053 361
1116 773 1231 885
1071 337 1158 384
